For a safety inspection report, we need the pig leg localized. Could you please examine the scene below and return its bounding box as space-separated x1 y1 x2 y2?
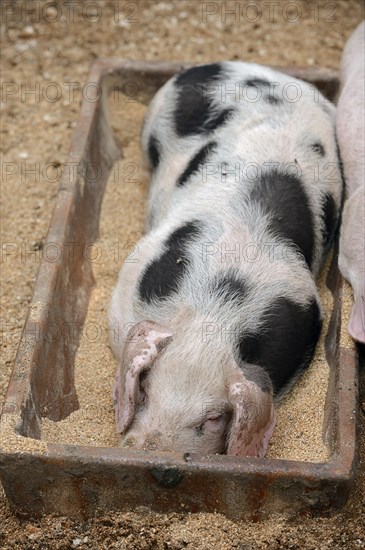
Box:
339 186 365 343
348 294 365 344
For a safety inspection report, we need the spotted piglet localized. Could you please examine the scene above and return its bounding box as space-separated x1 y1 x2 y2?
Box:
337 21 365 343
109 62 343 457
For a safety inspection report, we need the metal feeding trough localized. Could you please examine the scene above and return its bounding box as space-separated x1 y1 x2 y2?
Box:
0 60 359 520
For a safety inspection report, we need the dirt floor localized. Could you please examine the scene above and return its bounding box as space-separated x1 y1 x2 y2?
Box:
1 0 365 548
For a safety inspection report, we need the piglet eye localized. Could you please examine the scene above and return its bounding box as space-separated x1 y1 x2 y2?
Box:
204 414 224 432
195 414 226 436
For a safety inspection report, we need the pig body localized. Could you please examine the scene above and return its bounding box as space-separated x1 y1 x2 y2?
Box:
110 62 343 457
336 21 365 343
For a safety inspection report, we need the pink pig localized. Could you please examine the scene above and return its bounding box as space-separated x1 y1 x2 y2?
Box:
337 21 365 343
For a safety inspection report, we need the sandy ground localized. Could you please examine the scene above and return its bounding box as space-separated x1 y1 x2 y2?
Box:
1 0 365 548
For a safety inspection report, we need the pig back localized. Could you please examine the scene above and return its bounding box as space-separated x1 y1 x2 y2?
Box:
141 61 344 277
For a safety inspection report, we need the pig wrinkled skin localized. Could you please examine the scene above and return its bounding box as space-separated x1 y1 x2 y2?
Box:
337 21 365 343
109 62 343 457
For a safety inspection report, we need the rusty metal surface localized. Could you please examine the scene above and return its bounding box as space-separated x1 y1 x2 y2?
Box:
0 60 358 521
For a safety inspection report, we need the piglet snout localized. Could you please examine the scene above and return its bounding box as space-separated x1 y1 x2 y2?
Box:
143 430 163 451
122 430 163 451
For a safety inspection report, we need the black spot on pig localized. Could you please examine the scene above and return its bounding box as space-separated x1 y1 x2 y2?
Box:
248 169 315 269
207 109 235 132
174 64 235 136
245 78 271 88
264 94 283 105
148 135 161 169
244 78 281 103
211 269 250 304
311 142 325 157
177 141 217 187
176 102 234 136
321 193 337 250
139 221 202 303
238 297 322 394
175 63 223 88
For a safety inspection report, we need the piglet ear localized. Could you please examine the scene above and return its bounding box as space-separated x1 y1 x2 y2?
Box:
113 320 173 434
226 363 276 458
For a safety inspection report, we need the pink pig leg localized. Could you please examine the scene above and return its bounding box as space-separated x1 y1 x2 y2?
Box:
338 187 365 344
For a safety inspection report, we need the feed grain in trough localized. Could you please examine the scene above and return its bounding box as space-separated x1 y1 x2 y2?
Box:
0 60 359 520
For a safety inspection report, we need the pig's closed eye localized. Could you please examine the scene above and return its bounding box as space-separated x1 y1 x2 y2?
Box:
195 414 227 436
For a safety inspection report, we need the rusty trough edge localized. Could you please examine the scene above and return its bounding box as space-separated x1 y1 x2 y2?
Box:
0 59 358 520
